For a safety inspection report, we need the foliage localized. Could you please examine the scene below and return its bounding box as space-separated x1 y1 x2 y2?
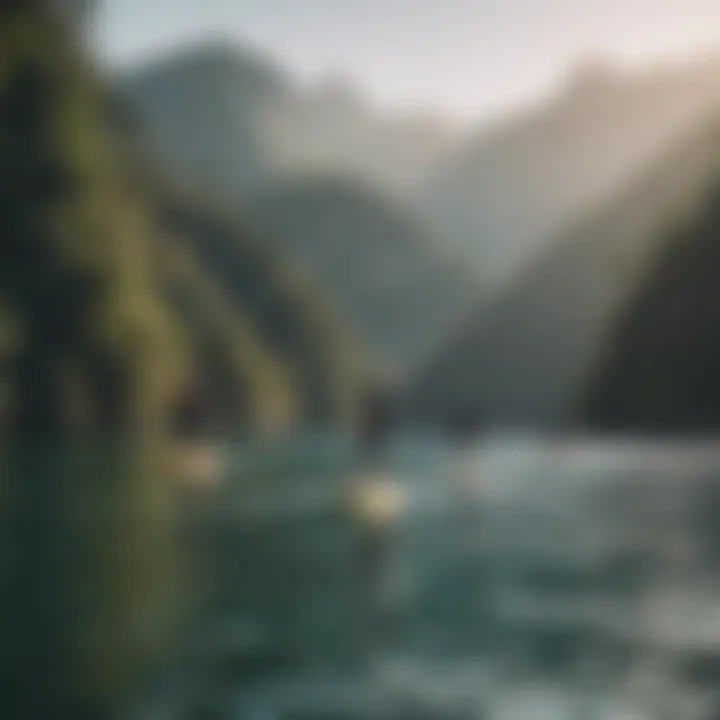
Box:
154 186 364 429
0 5 181 716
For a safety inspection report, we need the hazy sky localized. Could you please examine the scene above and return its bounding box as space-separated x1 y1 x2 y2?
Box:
94 0 720 122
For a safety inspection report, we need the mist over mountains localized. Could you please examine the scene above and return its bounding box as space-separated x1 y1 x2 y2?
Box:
420 57 720 288
13 5 720 716
125 42 720 292
121 36 720 432
122 40 478 377
122 40 460 200
405 55 720 431
248 177 476 374
408 120 720 429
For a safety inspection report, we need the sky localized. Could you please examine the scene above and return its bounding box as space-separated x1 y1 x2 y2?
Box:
93 0 720 123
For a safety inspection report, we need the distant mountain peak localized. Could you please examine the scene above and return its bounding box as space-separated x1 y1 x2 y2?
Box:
124 36 287 94
408 116 720 430
123 37 459 198
420 49 720 289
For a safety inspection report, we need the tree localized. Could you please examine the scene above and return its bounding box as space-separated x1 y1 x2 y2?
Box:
0 4 181 717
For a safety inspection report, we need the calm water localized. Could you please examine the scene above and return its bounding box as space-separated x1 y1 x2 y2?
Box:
148 435 720 719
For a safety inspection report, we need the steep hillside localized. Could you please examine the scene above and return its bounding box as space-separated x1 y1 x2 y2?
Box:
109 64 367 432
152 186 364 430
0 2 182 438
122 42 281 197
0 13 366 436
421 59 720 288
582 174 720 432
122 41 458 199
0 6 363 718
407 120 720 429
121 41 475 382
0 3 184 715
247 177 478 375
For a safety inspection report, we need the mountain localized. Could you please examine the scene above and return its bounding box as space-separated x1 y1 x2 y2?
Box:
420 58 720 289
121 41 478 380
247 176 478 375
106 53 367 432
122 40 459 199
122 42 282 197
151 184 364 431
582 146 720 433
407 119 720 430
0 21 365 438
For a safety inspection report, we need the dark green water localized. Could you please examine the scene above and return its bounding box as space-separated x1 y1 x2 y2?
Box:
145 436 720 718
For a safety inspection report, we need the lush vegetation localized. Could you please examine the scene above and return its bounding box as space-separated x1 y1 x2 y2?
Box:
0 4 365 717
0 3 183 717
153 185 364 431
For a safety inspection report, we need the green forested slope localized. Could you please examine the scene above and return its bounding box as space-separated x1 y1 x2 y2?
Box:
0 4 363 718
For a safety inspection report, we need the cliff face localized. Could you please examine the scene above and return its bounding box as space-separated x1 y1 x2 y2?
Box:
407 121 720 431
582 177 720 433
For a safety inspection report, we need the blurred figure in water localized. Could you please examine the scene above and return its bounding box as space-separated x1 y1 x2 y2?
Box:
348 380 407 664
172 381 226 492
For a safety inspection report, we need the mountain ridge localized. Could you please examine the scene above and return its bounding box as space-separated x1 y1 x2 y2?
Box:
419 56 720 289
407 116 720 429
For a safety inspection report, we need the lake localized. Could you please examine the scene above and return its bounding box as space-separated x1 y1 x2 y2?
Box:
145 435 720 719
